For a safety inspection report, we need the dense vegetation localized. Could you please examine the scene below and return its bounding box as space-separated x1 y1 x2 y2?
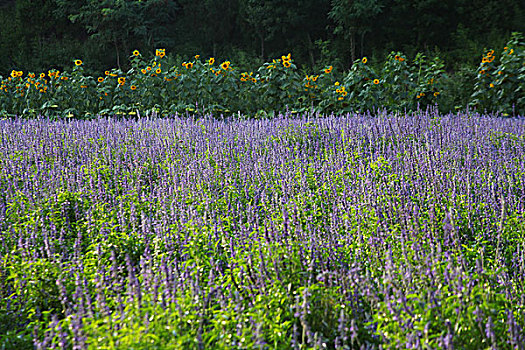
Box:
1 0 524 74
0 1 524 349
0 33 524 118
1 111 525 348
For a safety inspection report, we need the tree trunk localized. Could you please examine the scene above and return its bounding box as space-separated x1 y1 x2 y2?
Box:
114 39 121 70
306 32 315 67
360 31 365 58
350 27 356 64
259 32 264 60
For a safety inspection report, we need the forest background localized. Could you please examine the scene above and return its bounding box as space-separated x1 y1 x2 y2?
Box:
0 0 524 77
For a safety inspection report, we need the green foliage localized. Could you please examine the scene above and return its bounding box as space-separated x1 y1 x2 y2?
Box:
1 37 524 117
470 32 525 116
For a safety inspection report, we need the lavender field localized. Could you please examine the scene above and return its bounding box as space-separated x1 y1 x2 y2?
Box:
1 111 525 349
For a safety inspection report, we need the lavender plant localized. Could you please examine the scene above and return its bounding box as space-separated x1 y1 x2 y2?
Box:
0 110 524 349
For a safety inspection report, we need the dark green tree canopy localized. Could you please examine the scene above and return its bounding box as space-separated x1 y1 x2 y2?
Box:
0 0 523 74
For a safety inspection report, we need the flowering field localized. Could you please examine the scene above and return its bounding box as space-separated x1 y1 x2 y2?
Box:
1 110 524 349
1 33 523 119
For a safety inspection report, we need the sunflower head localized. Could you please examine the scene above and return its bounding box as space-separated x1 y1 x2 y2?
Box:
133 50 140 56
98 77 104 83
118 77 126 85
220 61 231 70
324 66 333 74
373 79 380 84
283 60 291 68
208 57 215 65
156 68 162 74
156 49 166 58
74 59 83 66
362 57 368 64
130 85 137 90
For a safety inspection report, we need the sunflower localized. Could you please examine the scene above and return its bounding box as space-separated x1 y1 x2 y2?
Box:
118 77 126 85
98 77 104 83
338 96 344 101
394 55 400 60
334 81 340 86
10 70 17 78
74 59 83 66
40 73 46 78
156 68 162 74
489 83 494 88
141 69 147 74
324 66 333 74
221 61 231 70
362 57 367 64
156 49 166 58
105 71 110 76
147 66 152 71
133 50 140 56
399 57 405 62
434 91 440 97
482 57 489 63
342 90 348 96
208 57 215 65
195 54 200 60
373 79 379 84
283 60 291 68
130 85 137 90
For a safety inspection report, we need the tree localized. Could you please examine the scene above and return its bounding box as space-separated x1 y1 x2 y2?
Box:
54 0 178 69
329 0 384 64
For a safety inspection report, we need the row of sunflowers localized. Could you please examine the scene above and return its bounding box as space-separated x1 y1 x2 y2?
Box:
0 34 523 118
